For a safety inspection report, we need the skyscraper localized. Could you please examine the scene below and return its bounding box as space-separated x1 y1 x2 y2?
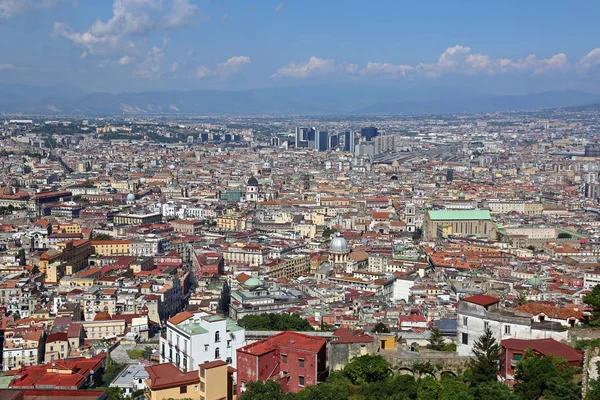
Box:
361 127 379 141
295 127 309 148
329 134 339 149
315 130 329 152
344 131 355 153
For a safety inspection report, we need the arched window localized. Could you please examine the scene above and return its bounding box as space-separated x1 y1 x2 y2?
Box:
215 347 220 359
215 331 220 343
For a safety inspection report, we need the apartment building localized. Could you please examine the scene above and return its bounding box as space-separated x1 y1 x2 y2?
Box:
160 311 246 372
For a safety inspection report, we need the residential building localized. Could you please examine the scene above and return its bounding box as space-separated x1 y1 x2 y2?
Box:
457 294 569 357
160 311 246 372
236 331 327 396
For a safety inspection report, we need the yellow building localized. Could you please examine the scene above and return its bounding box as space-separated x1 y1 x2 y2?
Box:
217 216 246 232
91 240 131 256
145 360 234 400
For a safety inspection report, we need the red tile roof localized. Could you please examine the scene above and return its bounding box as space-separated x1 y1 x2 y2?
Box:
501 338 583 363
238 331 326 356
462 294 500 307
145 363 199 390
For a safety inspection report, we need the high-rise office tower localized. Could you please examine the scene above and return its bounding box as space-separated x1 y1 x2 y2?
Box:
295 127 310 148
329 134 339 149
361 127 379 141
343 131 355 153
315 130 329 152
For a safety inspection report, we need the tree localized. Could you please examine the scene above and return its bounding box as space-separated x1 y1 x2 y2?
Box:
439 375 474 400
427 327 445 351
93 233 114 241
516 292 528 306
473 381 517 400
412 227 423 241
417 376 442 400
240 380 289 400
343 355 391 385
513 349 579 400
558 232 573 239
372 322 390 333
584 284 600 326
217 281 231 315
469 327 501 385
238 313 314 332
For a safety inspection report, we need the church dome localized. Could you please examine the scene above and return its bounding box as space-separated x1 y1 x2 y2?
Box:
126 193 136 202
247 177 259 186
330 234 349 253
245 277 263 287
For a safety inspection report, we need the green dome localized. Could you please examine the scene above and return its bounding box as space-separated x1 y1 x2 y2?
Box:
529 275 543 288
245 278 263 287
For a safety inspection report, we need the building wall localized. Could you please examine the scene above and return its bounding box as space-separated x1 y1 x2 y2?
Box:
146 382 199 400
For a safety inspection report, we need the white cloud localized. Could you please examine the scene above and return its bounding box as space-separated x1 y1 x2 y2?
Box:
273 56 336 79
275 1 285 12
118 55 134 65
359 62 413 77
134 46 165 79
0 0 70 19
52 0 197 58
274 46 573 80
194 56 251 79
194 65 212 78
0 64 15 70
577 48 600 72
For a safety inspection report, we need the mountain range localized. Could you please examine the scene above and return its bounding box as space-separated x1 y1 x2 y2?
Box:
0 84 599 115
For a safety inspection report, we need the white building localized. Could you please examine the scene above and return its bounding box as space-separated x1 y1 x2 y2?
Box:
392 276 416 303
160 311 246 372
584 269 600 290
457 294 569 357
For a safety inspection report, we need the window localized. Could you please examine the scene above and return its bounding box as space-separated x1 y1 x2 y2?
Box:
282 354 288 363
200 382 205 392
226 357 232 364
194 385 198 392
484 321 489 330
180 386 187 394
200 368 205 378
215 347 220 358
227 340 231 348
462 317 468 326
505 325 511 335
514 354 522 361
215 331 220 342
462 333 468 345
50 346 54 351
299 358 305 368
299 376 305 387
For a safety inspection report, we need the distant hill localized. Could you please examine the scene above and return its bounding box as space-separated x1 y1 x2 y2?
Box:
0 84 598 115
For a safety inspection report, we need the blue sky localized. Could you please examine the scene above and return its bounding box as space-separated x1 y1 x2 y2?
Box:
1 0 600 93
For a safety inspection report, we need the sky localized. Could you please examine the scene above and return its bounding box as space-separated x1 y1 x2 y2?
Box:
1 0 600 94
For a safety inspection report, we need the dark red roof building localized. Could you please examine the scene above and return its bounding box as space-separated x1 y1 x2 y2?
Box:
236 331 327 396
500 338 583 385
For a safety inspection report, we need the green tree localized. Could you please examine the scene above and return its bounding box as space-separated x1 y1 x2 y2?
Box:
343 355 391 385
93 233 114 241
363 374 417 400
586 373 600 400
372 322 390 333
513 349 579 400
238 313 314 331
412 228 423 241
558 232 573 239
469 327 501 385
584 284 600 326
417 376 442 400
427 327 445 351
473 381 517 400
439 376 474 400
240 380 289 400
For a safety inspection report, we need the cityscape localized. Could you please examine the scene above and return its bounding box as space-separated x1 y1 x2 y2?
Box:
2 1 600 400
